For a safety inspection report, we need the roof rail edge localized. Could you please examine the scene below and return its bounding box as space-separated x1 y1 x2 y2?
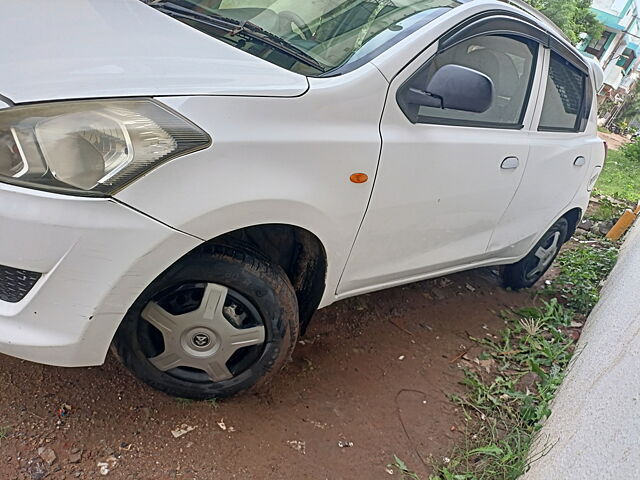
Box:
495 0 571 42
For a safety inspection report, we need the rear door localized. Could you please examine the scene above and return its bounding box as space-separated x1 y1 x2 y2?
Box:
489 49 596 255
338 16 547 296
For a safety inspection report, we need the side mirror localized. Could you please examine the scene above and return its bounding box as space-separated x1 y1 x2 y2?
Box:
407 64 495 114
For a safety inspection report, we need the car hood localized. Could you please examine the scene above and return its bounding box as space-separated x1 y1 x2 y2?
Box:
0 0 308 104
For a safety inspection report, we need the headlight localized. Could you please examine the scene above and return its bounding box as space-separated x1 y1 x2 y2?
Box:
0 99 210 196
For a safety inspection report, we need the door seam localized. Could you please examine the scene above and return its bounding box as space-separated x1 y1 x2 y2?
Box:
334 64 390 295
484 46 550 253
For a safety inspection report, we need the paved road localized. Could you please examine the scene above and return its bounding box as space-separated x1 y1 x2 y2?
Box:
524 221 640 480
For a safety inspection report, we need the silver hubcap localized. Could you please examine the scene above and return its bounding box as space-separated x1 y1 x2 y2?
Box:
526 231 561 280
141 283 266 382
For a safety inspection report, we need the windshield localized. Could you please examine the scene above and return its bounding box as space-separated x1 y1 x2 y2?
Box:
147 0 462 75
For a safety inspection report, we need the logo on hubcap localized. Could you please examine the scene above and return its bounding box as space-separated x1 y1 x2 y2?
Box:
193 333 211 348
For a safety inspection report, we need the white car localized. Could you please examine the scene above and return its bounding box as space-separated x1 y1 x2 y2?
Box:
0 0 605 399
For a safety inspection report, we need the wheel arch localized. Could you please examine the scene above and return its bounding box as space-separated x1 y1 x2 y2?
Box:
562 207 583 242
200 223 328 334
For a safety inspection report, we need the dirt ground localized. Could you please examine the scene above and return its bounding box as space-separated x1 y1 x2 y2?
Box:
0 267 546 480
598 131 630 150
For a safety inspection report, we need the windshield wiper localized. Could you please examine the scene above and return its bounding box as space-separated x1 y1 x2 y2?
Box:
146 1 328 72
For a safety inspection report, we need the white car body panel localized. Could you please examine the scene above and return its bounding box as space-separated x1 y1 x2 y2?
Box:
0 0 605 368
0 0 308 103
116 64 389 308
490 51 604 255
0 183 201 366
337 38 542 295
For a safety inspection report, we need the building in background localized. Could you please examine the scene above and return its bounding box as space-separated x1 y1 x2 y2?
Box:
578 0 640 118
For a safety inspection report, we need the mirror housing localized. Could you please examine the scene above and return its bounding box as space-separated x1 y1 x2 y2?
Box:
407 64 494 114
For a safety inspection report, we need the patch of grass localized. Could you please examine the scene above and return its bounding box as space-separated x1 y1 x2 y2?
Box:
430 241 619 480
595 149 640 203
588 197 624 222
430 300 576 480
0 426 8 442
388 455 420 479
206 398 219 409
176 398 195 408
550 243 619 315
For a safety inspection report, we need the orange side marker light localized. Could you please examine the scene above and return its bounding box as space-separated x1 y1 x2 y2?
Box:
350 173 369 184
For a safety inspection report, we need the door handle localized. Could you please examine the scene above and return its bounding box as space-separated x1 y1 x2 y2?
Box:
574 156 586 167
501 157 520 169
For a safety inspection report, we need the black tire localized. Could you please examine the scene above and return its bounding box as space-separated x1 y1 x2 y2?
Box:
113 246 299 400
503 218 569 290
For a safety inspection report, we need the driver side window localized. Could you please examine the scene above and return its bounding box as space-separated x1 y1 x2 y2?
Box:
401 35 539 128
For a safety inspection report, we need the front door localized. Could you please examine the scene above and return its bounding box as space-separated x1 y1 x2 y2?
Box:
338 32 543 295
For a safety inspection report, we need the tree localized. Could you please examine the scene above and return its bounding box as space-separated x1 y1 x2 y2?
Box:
616 86 640 122
524 0 603 44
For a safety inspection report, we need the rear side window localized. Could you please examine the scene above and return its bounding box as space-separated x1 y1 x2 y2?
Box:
538 52 587 132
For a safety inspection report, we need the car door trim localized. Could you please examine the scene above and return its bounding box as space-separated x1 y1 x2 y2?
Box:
438 10 589 75
395 8 591 130
396 31 540 128
438 12 549 51
536 51 592 134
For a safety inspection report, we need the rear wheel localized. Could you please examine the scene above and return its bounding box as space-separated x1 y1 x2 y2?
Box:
503 218 568 289
113 247 298 400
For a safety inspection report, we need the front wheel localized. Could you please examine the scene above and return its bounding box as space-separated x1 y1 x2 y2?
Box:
113 246 299 400
503 218 568 290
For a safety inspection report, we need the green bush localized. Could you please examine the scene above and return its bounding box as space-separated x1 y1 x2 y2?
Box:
620 141 640 163
595 150 640 203
551 244 619 314
590 197 624 221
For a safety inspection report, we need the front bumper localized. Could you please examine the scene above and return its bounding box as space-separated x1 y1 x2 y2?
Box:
0 183 201 367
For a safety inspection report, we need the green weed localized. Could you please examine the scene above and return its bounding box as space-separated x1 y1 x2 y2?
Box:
176 398 195 408
388 455 420 479
595 149 640 203
430 300 576 480
430 240 619 480
550 244 618 315
589 197 624 222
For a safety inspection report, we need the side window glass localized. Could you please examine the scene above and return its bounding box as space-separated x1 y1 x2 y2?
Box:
538 52 586 132
401 35 538 128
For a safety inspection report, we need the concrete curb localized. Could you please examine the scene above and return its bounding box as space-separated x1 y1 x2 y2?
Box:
523 221 640 479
